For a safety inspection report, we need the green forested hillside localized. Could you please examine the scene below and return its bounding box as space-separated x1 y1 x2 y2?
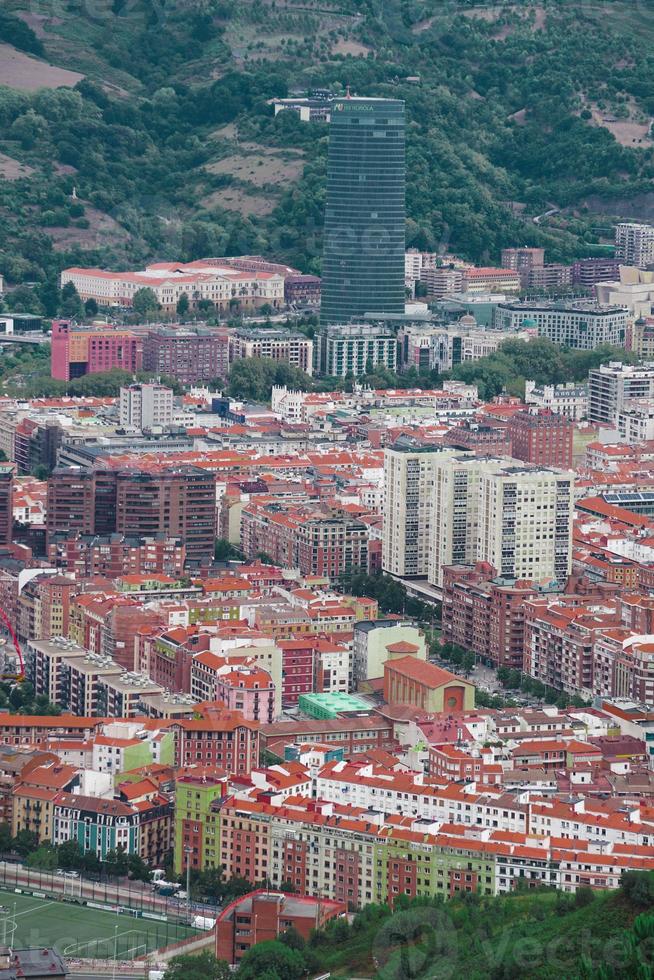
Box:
1 0 654 314
310 872 654 979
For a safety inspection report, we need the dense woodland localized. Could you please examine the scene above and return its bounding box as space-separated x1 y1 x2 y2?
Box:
161 871 654 979
0 0 653 319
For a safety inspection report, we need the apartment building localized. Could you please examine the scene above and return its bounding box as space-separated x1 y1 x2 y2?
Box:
571 257 621 288
190 653 275 724
51 320 143 381
47 465 216 565
526 264 572 291
230 329 313 375
617 401 654 443
588 361 654 426
501 247 545 284
524 380 588 421
0 465 12 547
442 562 542 670
382 442 457 578
48 532 185 579
523 596 621 696
295 516 368 580
429 456 574 588
493 303 628 349
173 769 229 874
313 322 396 377
592 632 654 703
119 383 173 430
53 793 140 859
419 266 465 298
216 892 346 966
170 712 260 776
142 328 230 383
507 408 573 469
615 222 654 268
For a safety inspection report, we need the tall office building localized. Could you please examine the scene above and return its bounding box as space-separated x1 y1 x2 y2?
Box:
382 442 457 578
320 97 406 325
429 456 574 589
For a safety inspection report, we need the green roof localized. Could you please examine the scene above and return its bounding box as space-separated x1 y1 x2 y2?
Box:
298 692 371 719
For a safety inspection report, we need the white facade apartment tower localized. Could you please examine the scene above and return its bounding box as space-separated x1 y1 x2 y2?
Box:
615 222 654 268
428 455 574 588
382 444 457 578
119 383 174 430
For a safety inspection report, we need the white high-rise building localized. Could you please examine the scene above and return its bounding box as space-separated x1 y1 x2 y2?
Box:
428 456 574 588
119 383 174 430
588 361 654 426
615 222 654 268
382 442 459 578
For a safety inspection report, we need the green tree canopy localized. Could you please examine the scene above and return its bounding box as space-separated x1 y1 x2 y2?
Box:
133 288 160 315
164 952 231 980
236 940 306 980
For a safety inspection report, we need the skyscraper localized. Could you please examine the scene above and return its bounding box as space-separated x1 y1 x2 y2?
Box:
320 97 406 325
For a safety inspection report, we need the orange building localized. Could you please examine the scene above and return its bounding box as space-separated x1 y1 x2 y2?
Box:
383 656 475 713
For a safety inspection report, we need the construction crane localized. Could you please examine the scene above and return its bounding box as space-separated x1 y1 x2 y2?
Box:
0 608 24 681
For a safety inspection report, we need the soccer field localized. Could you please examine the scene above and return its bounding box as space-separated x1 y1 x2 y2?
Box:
0 889 198 960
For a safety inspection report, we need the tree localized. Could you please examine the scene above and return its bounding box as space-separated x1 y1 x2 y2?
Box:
237 940 306 980
13 829 38 857
279 924 305 951
133 288 160 316
84 298 99 317
82 850 101 874
621 871 654 908
0 823 12 853
60 282 83 319
461 651 475 676
127 852 152 882
164 952 231 980
104 847 129 878
57 839 84 870
228 357 311 403
26 844 58 870
176 292 189 315
214 538 243 562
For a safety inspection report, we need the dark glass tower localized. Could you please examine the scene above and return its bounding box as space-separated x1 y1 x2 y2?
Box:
320 97 406 326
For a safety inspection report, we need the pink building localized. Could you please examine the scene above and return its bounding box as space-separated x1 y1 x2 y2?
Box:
51 320 72 381
191 652 275 724
51 320 142 381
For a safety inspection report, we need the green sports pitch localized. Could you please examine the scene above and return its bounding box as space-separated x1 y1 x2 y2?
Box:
0 888 198 960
